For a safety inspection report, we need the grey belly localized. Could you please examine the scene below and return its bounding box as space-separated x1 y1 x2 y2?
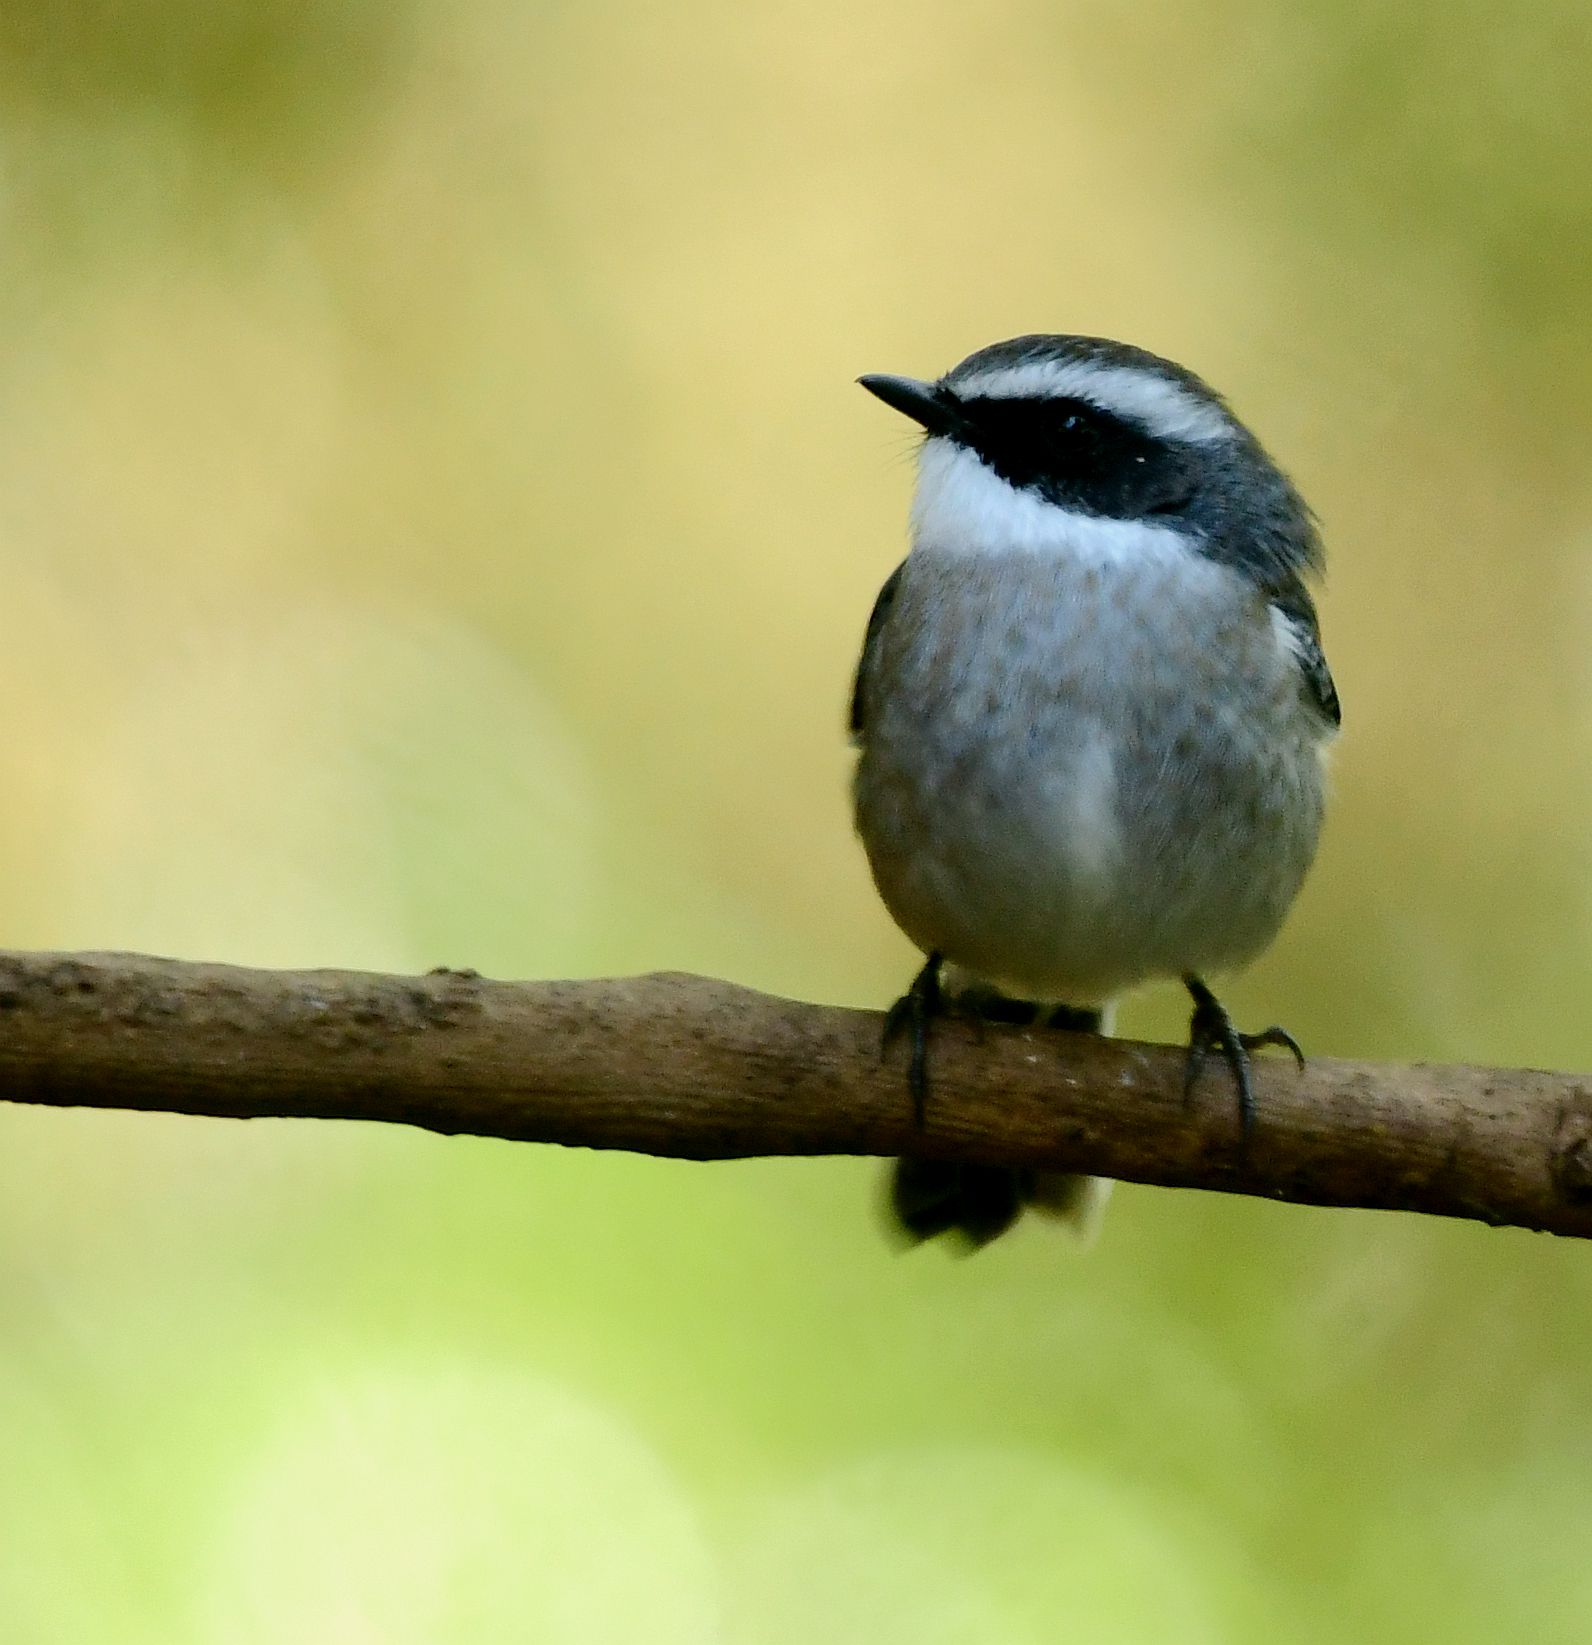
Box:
852 558 1326 1003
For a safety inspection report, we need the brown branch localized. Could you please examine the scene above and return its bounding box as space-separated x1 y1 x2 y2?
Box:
0 950 1589 1237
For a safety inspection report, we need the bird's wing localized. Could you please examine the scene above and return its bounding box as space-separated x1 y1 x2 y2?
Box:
1270 586 1341 729
848 560 906 743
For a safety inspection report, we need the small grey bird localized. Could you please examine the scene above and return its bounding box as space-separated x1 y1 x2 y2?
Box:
850 334 1339 1247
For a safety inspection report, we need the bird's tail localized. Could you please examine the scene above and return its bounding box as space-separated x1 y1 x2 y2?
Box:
888 1161 1113 1248
886 994 1115 1250
1023 1169 1115 1243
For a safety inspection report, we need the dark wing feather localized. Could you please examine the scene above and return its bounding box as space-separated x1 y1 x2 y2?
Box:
848 560 905 742
1270 585 1341 728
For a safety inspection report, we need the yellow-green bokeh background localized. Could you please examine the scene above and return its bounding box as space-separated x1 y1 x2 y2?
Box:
4 2 1592 1640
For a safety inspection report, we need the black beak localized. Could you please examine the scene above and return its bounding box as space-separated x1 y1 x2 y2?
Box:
857 373 965 438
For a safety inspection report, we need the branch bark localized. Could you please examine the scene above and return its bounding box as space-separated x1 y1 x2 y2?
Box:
0 949 1589 1237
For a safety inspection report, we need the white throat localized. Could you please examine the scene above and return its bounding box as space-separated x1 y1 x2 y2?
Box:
909 437 1197 567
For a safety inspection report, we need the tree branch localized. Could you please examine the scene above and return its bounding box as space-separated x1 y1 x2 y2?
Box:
0 950 1589 1237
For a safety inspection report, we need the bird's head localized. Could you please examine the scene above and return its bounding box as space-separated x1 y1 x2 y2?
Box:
859 334 1319 582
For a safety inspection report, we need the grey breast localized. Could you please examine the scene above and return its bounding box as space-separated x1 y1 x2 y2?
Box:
851 547 1327 1003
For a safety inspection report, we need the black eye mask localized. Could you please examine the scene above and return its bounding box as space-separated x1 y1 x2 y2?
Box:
955 394 1200 519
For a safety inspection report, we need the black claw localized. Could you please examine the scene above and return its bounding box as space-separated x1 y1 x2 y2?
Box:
1243 1024 1305 1070
1183 975 1304 1147
882 952 944 1128
1047 1003 1104 1034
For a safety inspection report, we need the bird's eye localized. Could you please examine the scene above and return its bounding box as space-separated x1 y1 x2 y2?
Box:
1061 414 1080 432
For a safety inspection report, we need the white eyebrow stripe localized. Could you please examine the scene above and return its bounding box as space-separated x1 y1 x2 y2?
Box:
950 358 1233 444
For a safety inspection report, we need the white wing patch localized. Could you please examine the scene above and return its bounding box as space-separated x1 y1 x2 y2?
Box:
1268 602 1308 662
1269 602 1341 735
950 357 1233 444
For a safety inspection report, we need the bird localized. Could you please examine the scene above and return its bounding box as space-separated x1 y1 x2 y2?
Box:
849 333 1339 1248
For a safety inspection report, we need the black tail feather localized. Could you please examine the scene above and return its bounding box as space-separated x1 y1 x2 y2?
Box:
889 1158 1027 1248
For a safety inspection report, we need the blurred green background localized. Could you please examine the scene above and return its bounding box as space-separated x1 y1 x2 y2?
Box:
3 1 1592 1640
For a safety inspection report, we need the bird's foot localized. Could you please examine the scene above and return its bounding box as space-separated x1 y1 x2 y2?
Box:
1182 974 1303 1144
882 951 945 1128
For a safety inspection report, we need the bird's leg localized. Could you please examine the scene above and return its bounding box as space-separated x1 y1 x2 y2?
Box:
1182 974 1304 1143
882 951 945 1128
